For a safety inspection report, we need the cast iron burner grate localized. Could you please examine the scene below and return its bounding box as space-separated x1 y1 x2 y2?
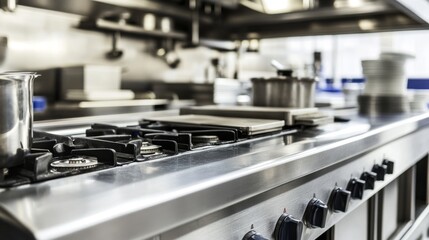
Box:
0 120 244 188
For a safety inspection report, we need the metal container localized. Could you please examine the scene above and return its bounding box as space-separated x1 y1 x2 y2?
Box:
252 76 317 108
0 72 39 169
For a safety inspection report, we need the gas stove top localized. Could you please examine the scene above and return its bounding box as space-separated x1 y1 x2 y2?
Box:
5 109 423 240
0 115 290 188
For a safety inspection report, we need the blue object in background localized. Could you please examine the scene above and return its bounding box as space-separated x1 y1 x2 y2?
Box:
341 78 365 84
407 79 429 90
33 96 47 112
317 78 342 93
319 78 429 91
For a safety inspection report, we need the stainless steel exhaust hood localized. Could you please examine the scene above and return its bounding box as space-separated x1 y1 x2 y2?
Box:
388 0 429 24
204 0 429 39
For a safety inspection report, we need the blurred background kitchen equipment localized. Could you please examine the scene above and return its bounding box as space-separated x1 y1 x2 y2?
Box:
358 52 414 115
0 72 39 180
59 65 134 101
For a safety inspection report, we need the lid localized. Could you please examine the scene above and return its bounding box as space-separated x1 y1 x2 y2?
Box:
380 52 415 61
300 77 318 82
251 76 297 82
277 69 293 77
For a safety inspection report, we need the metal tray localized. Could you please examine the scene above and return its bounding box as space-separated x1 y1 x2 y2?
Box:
142 114 285 136
180 105 323 126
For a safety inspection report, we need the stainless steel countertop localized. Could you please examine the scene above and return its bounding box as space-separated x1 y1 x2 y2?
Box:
1 111 429 240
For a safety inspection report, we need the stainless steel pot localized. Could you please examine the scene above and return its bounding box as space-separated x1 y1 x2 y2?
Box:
0 72 39 169
252 76 317 108
251 77 299 107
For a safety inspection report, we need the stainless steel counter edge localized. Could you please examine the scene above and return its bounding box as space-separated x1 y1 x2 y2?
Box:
1 112 429 240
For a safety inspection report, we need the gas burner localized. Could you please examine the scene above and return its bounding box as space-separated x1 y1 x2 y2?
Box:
1 118 244 187
50 157 98 171
140 143 162 155
192 135 220 144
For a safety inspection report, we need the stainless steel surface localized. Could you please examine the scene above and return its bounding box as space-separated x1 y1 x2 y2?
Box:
179 105 320 126
0 111 429 239
381 180 399 239
389 0 429 24
402 205 429 240
165 125 429 239
141 114 285 135
334 202 369 240
0 72 38 169
398 167 416 222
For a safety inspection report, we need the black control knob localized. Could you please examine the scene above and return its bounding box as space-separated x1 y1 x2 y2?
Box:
360 171 377 190
382 159 394 174
304 198 328 228
328 187 351 213
346 178 366 199
274 213 303 240
372 164 387 181
242 230 268 240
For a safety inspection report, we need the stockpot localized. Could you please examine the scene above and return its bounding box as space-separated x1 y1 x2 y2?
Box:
0 72 39 169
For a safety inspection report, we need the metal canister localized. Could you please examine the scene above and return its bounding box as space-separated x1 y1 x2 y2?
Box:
0 72 39 169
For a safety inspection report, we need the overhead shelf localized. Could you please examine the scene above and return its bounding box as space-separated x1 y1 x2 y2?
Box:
78 18 187 40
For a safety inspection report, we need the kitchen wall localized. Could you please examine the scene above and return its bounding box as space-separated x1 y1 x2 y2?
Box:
0 6 219 82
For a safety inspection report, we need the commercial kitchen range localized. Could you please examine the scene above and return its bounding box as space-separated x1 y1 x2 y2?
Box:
1 108 429 240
